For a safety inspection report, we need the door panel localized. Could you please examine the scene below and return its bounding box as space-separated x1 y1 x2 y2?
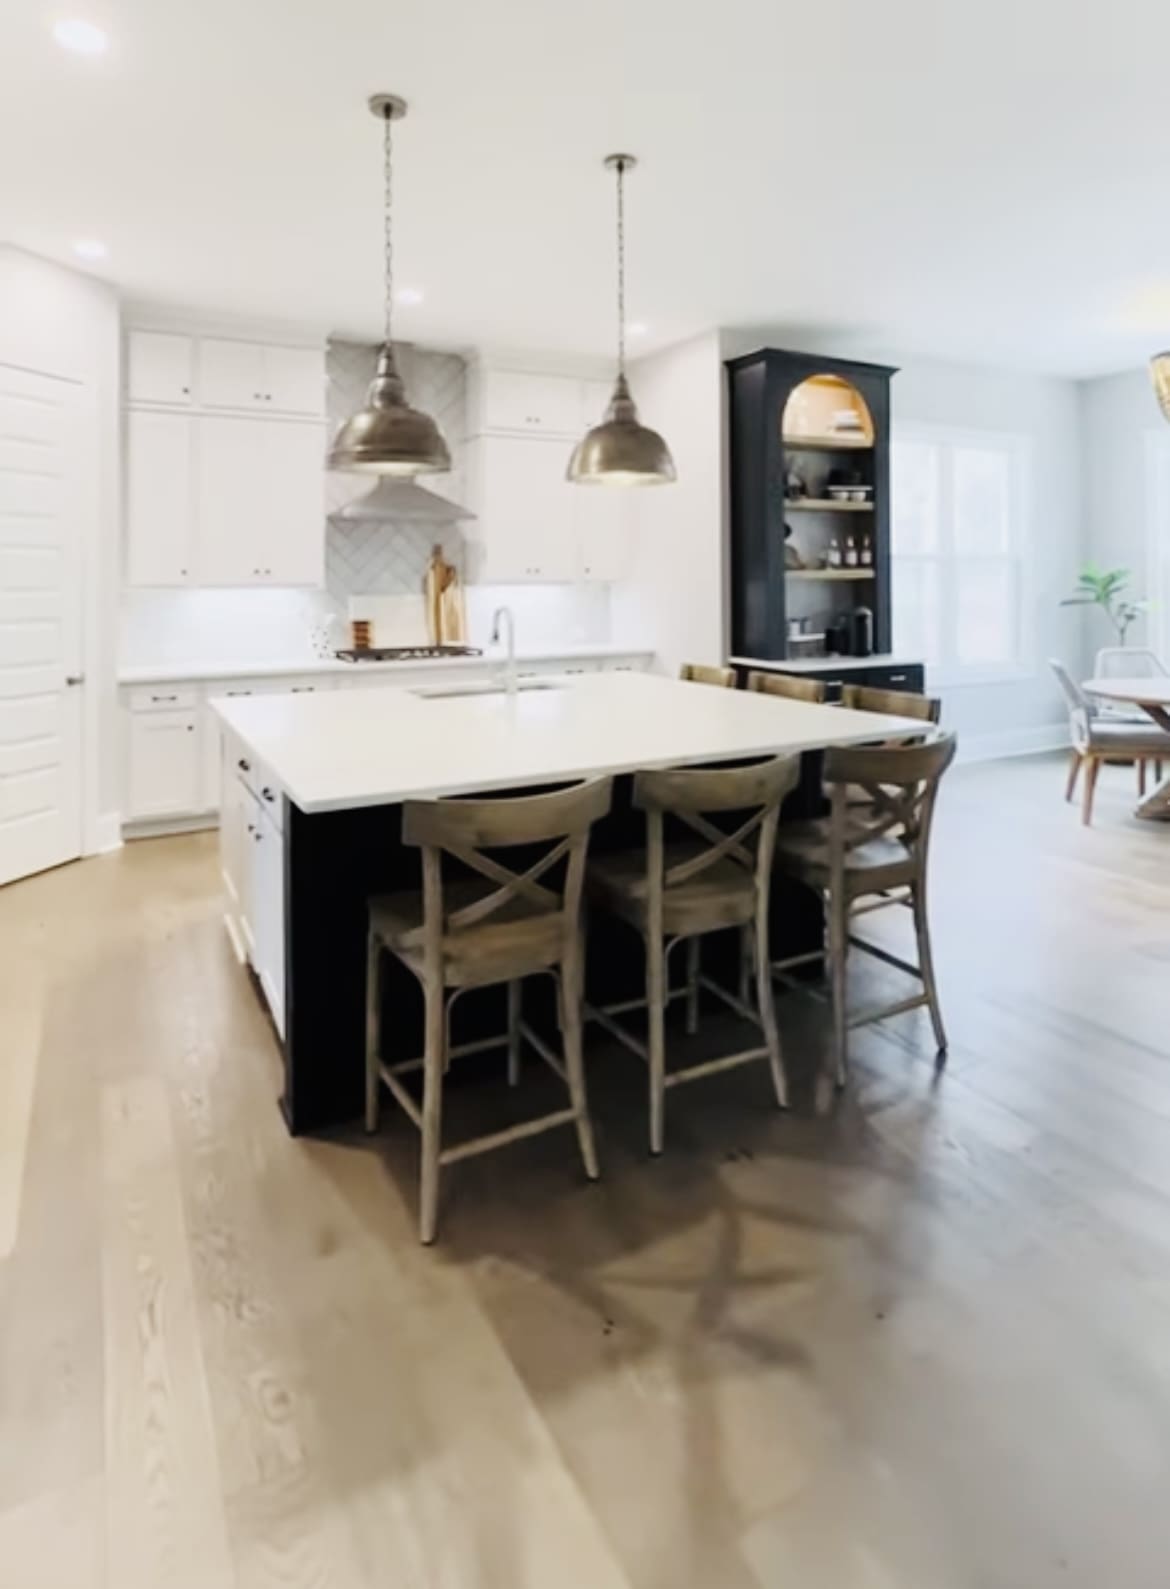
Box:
199 339 265 410
127 331 193 405
264 346 324 415
125 410 193 585
0 366 83 886
195 416 262 583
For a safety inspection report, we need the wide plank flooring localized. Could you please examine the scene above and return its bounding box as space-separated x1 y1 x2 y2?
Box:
2 751 1170 1585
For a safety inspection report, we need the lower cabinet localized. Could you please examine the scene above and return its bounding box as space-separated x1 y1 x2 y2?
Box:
248 799 285 1037
221 750 285 1037
126 708 201 819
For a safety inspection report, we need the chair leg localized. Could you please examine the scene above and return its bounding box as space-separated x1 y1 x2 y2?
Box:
506 978 522 1087
645 933 667 1155
419 980 446 1245
1081 756 1101 827
559 964 599 1181
826 891 849 1089
685 937 700 1035
364 935 381 1133
1065 750 1082 803
911 883 947 1055
1139 760 1148 798
738 923 752 1006
753 915 787 1109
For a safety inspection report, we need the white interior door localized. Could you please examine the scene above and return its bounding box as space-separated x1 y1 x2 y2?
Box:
0 365 84 886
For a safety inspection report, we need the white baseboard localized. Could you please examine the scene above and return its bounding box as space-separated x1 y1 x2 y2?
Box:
955 724 1069 765
89 811 124 856
122 813 219 841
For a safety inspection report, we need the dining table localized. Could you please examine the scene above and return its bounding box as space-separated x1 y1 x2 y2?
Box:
1083 676 1170 820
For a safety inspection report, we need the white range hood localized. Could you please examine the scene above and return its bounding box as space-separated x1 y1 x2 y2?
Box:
328 477 474 526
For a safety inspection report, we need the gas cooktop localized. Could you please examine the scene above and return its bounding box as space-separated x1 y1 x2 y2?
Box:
334 644 484 663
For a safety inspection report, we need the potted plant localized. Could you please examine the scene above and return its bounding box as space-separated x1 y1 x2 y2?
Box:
1060 567 1147 645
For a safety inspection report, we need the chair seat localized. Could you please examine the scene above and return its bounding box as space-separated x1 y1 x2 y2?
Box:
370 878 564 988
589 842 756 935
773 820 913 896
1085 721 1170 755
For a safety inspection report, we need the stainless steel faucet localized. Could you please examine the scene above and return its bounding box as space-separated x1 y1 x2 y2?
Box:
491 605 517 696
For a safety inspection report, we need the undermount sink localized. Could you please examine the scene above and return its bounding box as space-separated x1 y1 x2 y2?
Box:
412 679 566 701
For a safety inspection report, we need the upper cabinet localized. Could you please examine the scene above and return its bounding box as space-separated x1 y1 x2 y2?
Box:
124 327 326 589
127 330 324 417
463 360 629 583
199 339 324 416
127 332 194 406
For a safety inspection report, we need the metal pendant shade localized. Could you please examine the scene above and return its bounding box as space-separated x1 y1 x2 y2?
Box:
328 95 451 477
569 154 675 486
1152 352 1170 424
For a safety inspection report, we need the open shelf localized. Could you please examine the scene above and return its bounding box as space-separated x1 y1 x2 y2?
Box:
785 498 873 513
782 432 874 452
788 569 875 582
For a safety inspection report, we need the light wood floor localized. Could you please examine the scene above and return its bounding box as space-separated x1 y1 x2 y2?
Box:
3 752 1170 1586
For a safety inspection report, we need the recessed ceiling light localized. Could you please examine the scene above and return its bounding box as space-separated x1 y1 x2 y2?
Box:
627 321 649 337
53 18 109 55
396 287 424 306
72 238 107 261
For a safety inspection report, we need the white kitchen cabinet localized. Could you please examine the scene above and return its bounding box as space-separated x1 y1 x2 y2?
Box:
263 346 326 416
574 483 632 582
199 339 323 416
127 331 194 405
125 410 195 585
582 378 615 428
195 416 324 586
465 434 579 581
472 368 586 438
466 431 631 583
126 709 201 819
248 798 286 1034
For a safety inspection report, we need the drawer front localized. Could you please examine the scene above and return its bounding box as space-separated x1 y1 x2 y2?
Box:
862 664 925 694
127 684 199 713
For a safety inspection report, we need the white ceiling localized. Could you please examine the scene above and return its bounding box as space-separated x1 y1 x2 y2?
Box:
5 0 1170 378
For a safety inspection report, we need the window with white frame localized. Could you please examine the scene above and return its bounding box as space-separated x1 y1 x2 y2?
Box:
891 427 1028 679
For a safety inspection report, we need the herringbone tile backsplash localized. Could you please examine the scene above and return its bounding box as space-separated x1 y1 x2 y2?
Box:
326 340 467 600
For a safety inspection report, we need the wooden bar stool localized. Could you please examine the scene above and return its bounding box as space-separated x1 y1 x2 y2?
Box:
772 734 956 1087
747 669 828 704
586 755 800 1154
840 682 941 726
365 777 613 1243
680 662 736 688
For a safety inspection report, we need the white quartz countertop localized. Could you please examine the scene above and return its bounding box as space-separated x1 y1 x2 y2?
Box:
119 644 652 686
731 654 923 676
212 671 932 815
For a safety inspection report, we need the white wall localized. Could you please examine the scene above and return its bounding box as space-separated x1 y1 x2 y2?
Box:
611 331 726 676
1079 368 1162 656
891 358 1085 756
0 246 120 849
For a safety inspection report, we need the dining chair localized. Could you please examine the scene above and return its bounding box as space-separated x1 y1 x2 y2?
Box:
1049 658 1167 824
1093 647 1168 678
680 662 737 688
587 754 800 1154
772 733 957 1087
746 669 828 704
1092 648 1168 724
365 776 613 1242
840 682 942 725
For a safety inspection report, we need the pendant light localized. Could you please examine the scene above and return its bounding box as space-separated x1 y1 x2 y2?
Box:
328 95 451 476
1151 352 1170 423
568 154 675 486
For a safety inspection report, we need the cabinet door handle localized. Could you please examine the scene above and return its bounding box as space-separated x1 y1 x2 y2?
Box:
262 786 275 802
238 758 251 772
152 693 178 702
889 674 908 684
65 674 85 687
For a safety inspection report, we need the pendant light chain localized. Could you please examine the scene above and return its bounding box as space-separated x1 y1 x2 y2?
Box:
615 156 626 378
383 105 395 349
